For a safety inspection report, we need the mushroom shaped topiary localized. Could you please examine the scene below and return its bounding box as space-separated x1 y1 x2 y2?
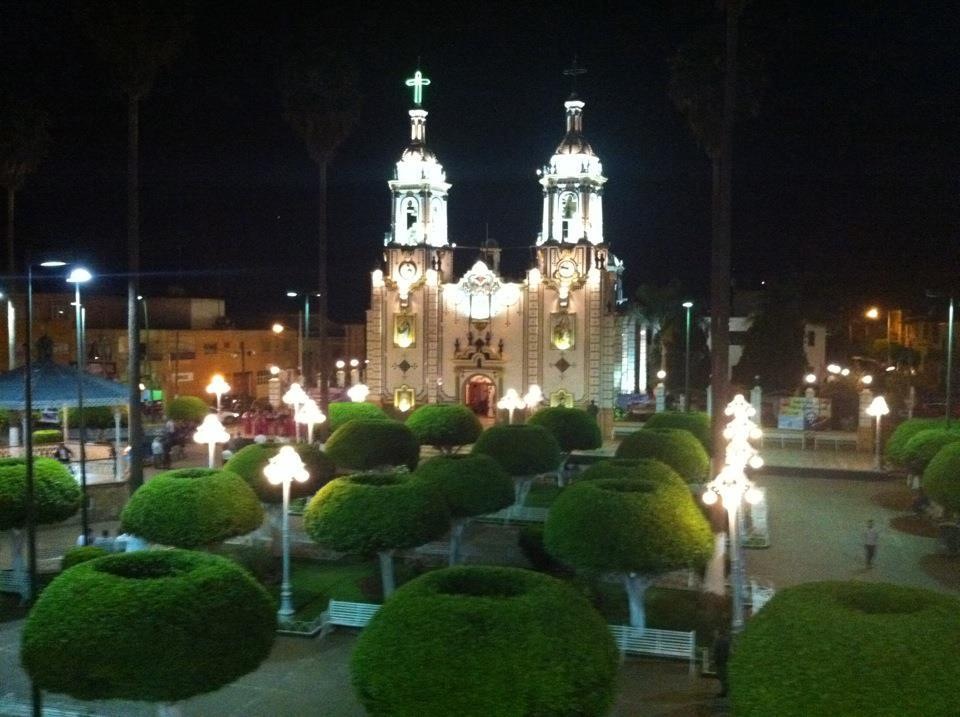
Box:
327 401 390 433
405 403 483 454
579 457 688 490
61 545 109 570
642 410 712 452
166 395 209 423
22 549 276 704
121 468 264 548
323 419 420 472
923 442 960 520
471 424 562 509
527 406 602 453
885 418 949 466
351 565 619 716
223 442 334 503
615 427 709 482
903 428 960 476
304 471 448 597
414 454 515 564
729 581 960 716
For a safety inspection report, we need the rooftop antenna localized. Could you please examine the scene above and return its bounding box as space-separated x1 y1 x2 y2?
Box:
563 55 587 97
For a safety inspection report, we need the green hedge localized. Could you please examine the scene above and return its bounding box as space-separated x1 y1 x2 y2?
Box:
643 411 712 451
578 458 687 489
22 550 276 702
545 477 712 575
327 402 389 433
527 407 602 452
167 395 209 423
413 454 514 518
886 418 949 466
730 581 960 716
324 419 420 472
61 546 109 570
304 472 448 555
68 406 125 429
0 457 80 530
405 403 482 451
351 566 618 716
615 427 709 482
32 429 62 445
923 442 960 516
121 468 264 548
903 428 960 475
471 424 562 476
223 442 335 503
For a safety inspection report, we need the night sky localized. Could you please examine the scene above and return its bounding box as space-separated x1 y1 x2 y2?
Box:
2 1 958 325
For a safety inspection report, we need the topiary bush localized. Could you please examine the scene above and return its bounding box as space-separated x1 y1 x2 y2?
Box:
0 457 81 530
121 468 264 548
351 565 618 716
886 418 949 466
643 410 712 452
527 406 602 452
327 401 389 433
22 550 276 703
923 442 960 518
615 427 709 482
730 581 960 716
166 395 209 423
68 406 125 430
471 424 562 476
31 429 62 445
223 442 334 503
324 419 420 472
578 458 685 488
405 403 483 453
903 428 960 475
61 545 109 570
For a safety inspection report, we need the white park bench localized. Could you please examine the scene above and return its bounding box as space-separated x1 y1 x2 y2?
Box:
320 600 381 637
608 625 697 674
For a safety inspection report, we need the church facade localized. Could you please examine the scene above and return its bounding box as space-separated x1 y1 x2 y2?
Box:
365 73 636 434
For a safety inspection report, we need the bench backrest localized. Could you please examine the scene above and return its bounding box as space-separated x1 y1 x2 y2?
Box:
327 600 381 627
608 625 696 659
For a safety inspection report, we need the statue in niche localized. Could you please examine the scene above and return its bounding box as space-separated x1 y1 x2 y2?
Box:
551 313 575 351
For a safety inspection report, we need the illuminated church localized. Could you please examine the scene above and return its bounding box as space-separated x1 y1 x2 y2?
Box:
365 70 636 434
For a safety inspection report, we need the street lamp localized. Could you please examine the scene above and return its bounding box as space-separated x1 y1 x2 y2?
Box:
282 382 309 441
865 396 890 470
272 322 284 335
861 374 874 386
523 384 543 412
193 414 230 468
347 383 370 403
682 301 693 411
947 296 955 428
497 388 526 425
264 445 310 622
206 374 230 415
66 266 93 542
295 398 326 443
804 373 817 385
701 395 764 633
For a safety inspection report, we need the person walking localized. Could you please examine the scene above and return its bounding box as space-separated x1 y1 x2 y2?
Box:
863 519 879 568
54 442 73 466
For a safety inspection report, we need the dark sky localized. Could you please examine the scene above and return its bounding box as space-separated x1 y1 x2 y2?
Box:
2 1 958 325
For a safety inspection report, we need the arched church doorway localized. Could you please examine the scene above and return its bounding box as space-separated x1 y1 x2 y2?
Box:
464 374 496 418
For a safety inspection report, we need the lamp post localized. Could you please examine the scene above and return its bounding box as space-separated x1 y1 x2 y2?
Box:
193 414 230 469
497 388 526 425
701 395 764 633
0 288 13 370
523 384 543 414
346 382 370 403
682 301 693 411
947 296 955 428
205 373 230 416
282 382 309 441
295 398 326 444
264 445 310 622
865 396 890 470
66 267 93 541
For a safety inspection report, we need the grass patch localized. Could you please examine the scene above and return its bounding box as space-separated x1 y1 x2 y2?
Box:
525 484 563 508
270 559 378 620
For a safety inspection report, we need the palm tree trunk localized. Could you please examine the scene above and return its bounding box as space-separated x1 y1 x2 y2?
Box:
622 573 650 630
317 161 329 413
127 93 144 490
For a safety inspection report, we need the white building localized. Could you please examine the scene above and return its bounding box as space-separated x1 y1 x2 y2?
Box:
365 73 633 432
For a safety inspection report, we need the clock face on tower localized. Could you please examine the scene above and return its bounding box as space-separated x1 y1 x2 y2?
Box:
555 258 578 280
398 260 418 282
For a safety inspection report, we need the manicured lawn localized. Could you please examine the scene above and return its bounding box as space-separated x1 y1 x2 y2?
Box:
273 559 378 620
525 484 563 508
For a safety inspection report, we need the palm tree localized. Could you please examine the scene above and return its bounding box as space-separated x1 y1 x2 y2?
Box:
634 281 684 388
77 0 189 490
281 44 361 413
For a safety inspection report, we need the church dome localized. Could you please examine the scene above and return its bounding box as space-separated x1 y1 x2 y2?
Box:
553 99 595 157
401 141 437 163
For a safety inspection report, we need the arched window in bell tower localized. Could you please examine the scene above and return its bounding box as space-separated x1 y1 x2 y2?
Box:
404 197 420 243
560 192 577 241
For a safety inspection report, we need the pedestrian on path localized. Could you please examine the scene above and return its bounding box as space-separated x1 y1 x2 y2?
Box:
54 442 73 466
863 519 879 568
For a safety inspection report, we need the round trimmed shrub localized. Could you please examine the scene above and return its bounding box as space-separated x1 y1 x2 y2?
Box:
121 468 264 548
324 419 420 471
405 403 483 452
903 428 960 475
68 406 125 429
924 442 960 516
643 410 712 451
471 424 562 476
886 418 949 466
730 581 960 716
61 546 109 570
223 442 334 503
32 429 62 445
304 471 448 555
579 458 685 489
615 427 709 482
527 406 602 452
351 565 618 716
327 401 389 432
166 395 209 423
414 454 514 518
22 550 276 702
0 457 81 530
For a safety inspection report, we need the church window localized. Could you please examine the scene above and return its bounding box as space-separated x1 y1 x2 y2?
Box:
561 193 577 240
404 198 419 242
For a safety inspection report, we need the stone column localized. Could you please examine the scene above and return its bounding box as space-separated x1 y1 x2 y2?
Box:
858 388 874 452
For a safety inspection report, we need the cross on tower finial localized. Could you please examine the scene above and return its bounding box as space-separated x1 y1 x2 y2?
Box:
405 67 431 107
563 55 587 97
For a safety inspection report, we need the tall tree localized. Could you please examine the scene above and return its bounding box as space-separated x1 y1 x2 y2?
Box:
732 281 808 391
635 281 684 388
281 43 361 413
77 0 189 490
0 95 50 276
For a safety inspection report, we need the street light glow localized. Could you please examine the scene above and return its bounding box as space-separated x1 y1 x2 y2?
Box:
804 373 817 384
865 307 879 319
65 267 93 284
861 374 873 385
347 383 370 403
272 323 284 334
39 260 66 267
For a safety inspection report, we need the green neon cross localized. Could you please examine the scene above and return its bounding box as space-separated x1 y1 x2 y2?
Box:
405 70 431 106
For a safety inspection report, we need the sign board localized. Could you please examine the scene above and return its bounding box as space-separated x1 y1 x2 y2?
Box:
777 397 832 430
38 409 60 424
